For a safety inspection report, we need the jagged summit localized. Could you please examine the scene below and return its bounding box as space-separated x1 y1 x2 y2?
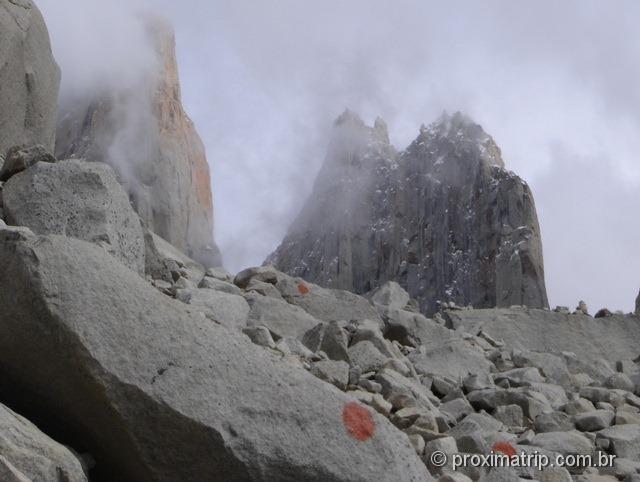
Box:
269 111 548 314
412 111 505 169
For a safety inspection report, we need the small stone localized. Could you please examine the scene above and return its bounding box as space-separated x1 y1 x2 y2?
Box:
604 373 635 392
575 301 589 315
242 326 276 349
310 360 350 390
408 434 425 456
575 410 614 432
371 394 392 417
562 398 596 415
391 406 423 429
534 411 574 433
349 366 362 386
357 379 382 394
0 145 56 182
494 404 524 427
424 436 457 473
594 308 613 318
440 397 473 423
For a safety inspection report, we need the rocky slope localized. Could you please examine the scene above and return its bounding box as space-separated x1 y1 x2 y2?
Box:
0 0 60 154
3 3 640 481
55 17 221 267
268 111 549 315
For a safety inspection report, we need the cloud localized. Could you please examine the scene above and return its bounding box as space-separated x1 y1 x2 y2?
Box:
38 0 640 311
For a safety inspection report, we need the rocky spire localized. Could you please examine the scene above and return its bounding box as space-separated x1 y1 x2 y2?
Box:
55 16 221 267
268 111 548 315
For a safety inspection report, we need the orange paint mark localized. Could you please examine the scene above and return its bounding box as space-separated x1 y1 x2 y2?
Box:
492 441 517 457
342 402 375 441
297 282 310 295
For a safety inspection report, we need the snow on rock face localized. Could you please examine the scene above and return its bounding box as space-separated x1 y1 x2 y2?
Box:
268 110 548 315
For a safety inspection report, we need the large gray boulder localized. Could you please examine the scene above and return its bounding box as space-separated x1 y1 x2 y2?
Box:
408 339 493 380
274 271 382 324
446 307 640 367
0 402 87 481
268 111 548 315
245 292 320 340
0 144 56 182
2 159 145 273
144 228 206 283
0 230 430 482
0 0 60 155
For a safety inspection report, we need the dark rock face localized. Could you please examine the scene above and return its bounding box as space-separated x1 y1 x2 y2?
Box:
268 111 548 315
0 0 61 154
55 18 221 267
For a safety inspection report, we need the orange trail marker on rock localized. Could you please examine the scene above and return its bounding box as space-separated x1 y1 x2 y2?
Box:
492 441 517 457
342 402 375 441
297 282 310 295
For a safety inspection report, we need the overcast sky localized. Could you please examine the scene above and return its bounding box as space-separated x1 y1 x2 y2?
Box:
39 0 640 312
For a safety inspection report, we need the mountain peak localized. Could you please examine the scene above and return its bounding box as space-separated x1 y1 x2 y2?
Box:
334 108 365 127
415 111 505 168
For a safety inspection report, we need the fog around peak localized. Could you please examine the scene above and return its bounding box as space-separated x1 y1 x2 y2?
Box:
38 0 640 312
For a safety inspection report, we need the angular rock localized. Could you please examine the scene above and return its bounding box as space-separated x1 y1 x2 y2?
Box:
310 360 350 390
0 145 56 182
534 411 574 433
538 467 572 482
530 431 593 457
0 0 60 154
0 402 87 481
562 398 596 416
199 276 243 296
368 282 411 311
440 398 473 423
3 160 145 273
604 373 635 392
494 367 545 387
597 424 640 459
302 321 350 362
384 309 458 349
408 339 493 380
494 404 523 428
447 412 503 439
448 308 640 368
0 233 429 481
176 288 249 329
375 368 435 410
234 266 279 289
144 229 206 283
574 410 614 432
242 326 276 349
245 293 319 340
268 111 548 316
467 388 552 420
348 341 388 373
274 273 382 324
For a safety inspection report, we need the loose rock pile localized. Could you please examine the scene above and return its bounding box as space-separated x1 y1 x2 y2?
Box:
155 258 640 481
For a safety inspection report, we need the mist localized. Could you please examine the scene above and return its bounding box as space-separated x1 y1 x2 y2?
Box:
38 0 640 312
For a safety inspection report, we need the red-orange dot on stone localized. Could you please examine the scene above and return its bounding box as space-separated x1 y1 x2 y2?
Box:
342 402 375 441
297 282 310 295
492 441 517 457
